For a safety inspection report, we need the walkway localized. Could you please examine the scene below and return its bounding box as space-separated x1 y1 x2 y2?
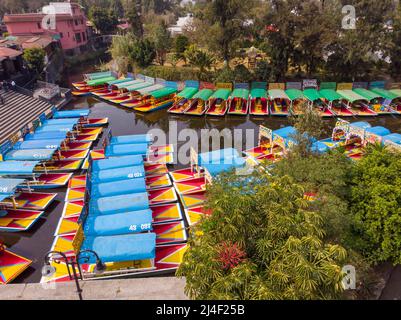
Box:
0 277 187 300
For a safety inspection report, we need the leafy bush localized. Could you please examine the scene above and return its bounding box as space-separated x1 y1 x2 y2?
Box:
141 65 210 81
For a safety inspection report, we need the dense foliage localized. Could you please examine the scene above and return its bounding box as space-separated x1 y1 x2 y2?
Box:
349 145 401 265
23 47 46 75
177 173 347 300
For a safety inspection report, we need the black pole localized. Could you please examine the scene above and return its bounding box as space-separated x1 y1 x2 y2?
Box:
70 261 83 300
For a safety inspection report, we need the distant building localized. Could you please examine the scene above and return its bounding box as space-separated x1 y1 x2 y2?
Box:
3 2 90 55
0 35 61 58
168 14 194 36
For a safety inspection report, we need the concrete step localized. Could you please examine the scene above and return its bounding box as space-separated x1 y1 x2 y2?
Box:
0 277 188 300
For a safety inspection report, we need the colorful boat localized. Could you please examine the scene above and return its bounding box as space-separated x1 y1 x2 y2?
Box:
0 244 32 284
91 78 134 97
249 84 269 116
107 82 155 104
303 88 335 117
286 88 308 116
268 89 291 116
168 86 199 114
337 90 378 116
206 88 231 116
227 88 249 115
184 89 214 115
353 88 394 115
97 79 145 99
119 84 165 108
319 89 355 116
134 87 178 113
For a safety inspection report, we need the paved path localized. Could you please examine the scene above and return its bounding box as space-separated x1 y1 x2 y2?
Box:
0 277 187 300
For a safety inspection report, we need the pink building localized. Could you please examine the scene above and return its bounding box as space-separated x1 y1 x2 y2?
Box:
3 2 89 55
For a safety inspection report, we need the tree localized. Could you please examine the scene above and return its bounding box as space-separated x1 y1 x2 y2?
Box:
109 33 136 73
177 173 347 299
349 145 401 264
23 47 46 75
89 6 118 34
109 0 125 18
184 45 215 80
149 20 172 66
389 4 401 79
174 34 190 63
127 0 144 39
131 38 156 68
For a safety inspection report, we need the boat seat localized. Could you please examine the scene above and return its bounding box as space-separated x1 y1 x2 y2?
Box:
90 165 145 184
80 232 156 263
105 143 149 157
90 178 147 198
89 192 149 216
91 155 144 172
84 209 152 236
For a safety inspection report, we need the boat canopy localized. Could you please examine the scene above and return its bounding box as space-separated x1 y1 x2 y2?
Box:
90 165 146 184
285 88 304 101
89 192 150 215
210 89 231 100
370 88 400 101
43 118 80 126
114 79 143 89
91 155 144 172
319 89 343 102
53 110 90 119
87 76 116 86
25 131 68 140
85 71 112 80
35 124 75 133
273 126 296 139
365 126 391 137
337 90 367 103
192 89 214 101
13 138 65 150
150 87 177 99
105 143 149 157
350 121 372 129
198 148 241 165
136 84 164 95
81 232 156 263
125 82 153 92
84 209 152 236
382 133 401 145
250 88 267 99
0 161 39 175
4 149 56 161
268 89 289 100
0 178 25 194
177 87 198 99
106 78 133 85
390 89 401 97
90 178 147 199
303 88 321 102
353 88 382 101
110 133 152 145
230 88 249 100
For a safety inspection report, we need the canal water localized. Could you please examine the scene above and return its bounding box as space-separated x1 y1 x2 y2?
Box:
2 73 401 284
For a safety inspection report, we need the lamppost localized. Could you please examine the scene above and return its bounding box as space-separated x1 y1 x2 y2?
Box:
42 250 106 300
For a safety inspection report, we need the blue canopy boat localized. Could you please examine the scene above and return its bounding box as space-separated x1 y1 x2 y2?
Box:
35 124 76 133
0 161 39 176
89 178 147 198
91 155 144 172
24 131 68 140
52 109 90 119
90 165 146 184
80 232 156 263
4 149 56 161
89 192 149 215
42 118 80 126
83 209 153 237
0 178 25 199
382 133 401 145
104 143 149 157
108 133 152 145
13 138 66 150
